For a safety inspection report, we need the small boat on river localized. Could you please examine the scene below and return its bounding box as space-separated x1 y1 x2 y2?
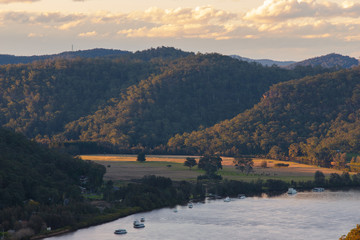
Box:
188 203 193 208
287 188 297 195
238 194 246 199
224 196 231 202
312 187 325 192
114 229 127 234
133 220 145 228
140 217 145 222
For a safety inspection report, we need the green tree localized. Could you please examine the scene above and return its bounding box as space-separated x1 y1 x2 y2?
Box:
268 146 284 160
233 157 254 174
137 152 146 162
332 153 347 170
198 155 222 177
314 170 325 186
288 143 301 159
184 157 197 170
260 160 267 168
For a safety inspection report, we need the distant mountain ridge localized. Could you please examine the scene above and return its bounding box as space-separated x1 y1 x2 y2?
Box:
230 55 295 67
286 53 359 69
231 53 359 69
0 48 130 65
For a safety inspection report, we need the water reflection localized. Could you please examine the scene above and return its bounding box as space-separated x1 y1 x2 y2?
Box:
46 190 360 240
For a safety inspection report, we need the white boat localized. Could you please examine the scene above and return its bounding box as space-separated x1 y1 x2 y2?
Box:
114 229 127 234
312 187 325 192
140 217 145 222
287 188 297 194
188 203 193 208
238 194 246 199
224 196 231 202
133 220 145 228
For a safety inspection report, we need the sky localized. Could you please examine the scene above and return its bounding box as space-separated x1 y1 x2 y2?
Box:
0 0 359 61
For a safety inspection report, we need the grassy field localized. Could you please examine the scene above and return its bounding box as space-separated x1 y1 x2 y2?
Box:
80 154 345 182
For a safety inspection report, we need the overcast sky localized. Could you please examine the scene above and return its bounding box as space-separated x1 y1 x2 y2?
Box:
1 0 359 61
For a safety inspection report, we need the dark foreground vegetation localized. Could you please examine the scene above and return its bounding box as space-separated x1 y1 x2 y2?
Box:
2 128 360 239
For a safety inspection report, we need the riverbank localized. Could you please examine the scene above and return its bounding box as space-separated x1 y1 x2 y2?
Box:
31 207 142 240
37 190 360 240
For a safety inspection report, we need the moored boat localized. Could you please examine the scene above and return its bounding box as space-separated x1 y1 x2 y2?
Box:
114 229 127 234
312 187 325 192
133 220 145 228
287 188 297 194
224 196 231 202
238 194 246 199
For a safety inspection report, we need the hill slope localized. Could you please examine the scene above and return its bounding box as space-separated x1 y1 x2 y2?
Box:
0 54 163 138
0 48 130 65
167 67 360 165
286 53 359 69
231 55 295 67
0 47 336 152
0 128 105 208
57 53 331 149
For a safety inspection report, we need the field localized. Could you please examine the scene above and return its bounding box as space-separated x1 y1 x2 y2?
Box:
80 154 344 182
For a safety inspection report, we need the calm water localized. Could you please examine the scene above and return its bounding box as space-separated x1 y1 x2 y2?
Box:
46 190 360 240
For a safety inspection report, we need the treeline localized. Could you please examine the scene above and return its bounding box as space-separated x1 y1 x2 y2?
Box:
168 67 360 168
205 171 360 197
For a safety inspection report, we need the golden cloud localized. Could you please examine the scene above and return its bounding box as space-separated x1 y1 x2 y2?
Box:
244 0 360 22
78 31 97 37
0 0 39 3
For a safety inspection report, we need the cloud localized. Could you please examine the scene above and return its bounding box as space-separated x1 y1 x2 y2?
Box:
58 20 82 30
118 6 237 39
130 6 236 25
0 0 39 3
78 31 97 37
244 0 360 22
1 4 360 48
27 32 43 37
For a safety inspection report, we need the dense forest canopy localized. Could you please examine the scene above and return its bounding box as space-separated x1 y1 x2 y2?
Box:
0 47 336 153
168 66 360 166
0 128 105 208
0 46 348 155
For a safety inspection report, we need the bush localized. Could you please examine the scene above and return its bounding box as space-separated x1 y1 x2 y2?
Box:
274 163 289 167
260 160 267 168
137 153 146 162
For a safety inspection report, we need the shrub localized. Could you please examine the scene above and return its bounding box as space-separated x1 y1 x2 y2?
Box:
260 160 267 168
274 163 289 167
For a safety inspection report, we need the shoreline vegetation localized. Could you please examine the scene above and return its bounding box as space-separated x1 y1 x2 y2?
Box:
29 154 360 240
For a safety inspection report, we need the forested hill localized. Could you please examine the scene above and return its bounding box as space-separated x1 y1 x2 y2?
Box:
0 48 131 65
167 67 360 165
56 53 332 150
0 128 105 208
0 56 161 138
286 53 359 69
0 47 193 65
0 47 336 153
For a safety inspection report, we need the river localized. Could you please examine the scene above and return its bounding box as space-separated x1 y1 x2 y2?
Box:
45 190 360 240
